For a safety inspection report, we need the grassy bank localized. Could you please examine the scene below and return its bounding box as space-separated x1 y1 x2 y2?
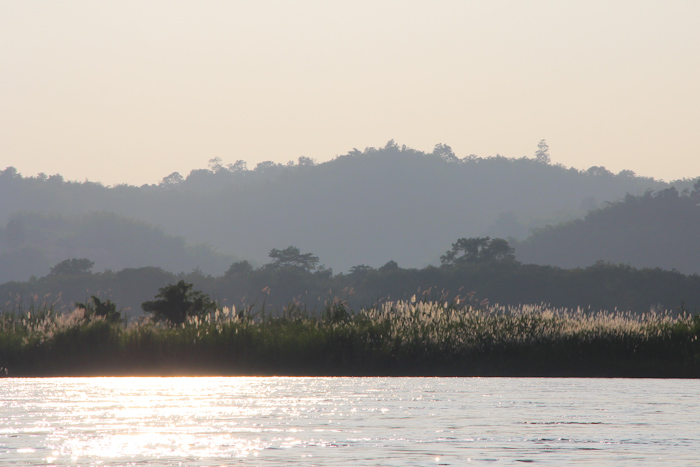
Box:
2 299 699 377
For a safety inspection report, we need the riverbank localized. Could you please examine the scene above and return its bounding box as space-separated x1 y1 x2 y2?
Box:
2 301 699 377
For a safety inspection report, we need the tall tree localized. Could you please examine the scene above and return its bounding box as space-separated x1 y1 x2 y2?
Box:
267 246 319 272
49 258 94 276
535 139 550 164
141 280 215 324
441 237 515 265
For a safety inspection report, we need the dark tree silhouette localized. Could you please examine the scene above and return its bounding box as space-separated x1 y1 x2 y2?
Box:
441 237 515 265
141 280 216 324
378 260 399 272
159 172 184 188
224 260 254 278
535 139 550 164
691 178 700 201
76 296 121 324
267 246 319 272
50 258 94 276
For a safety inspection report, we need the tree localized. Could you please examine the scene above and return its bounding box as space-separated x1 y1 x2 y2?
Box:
432 143 459 163
227 160 248 173
224 260 254 278
378 260 399 272
208 157 224 173
586 166 613 177
482 238 517 262
267 246 319 272
535 139 550 164
255 161 281 172
384 139 399 151
297 156 315 167
160 172 184 188
690 178 700 201
141 280 216 324
440 237 515 266
0 167 19 179
76 296 121 324
50 258 94 276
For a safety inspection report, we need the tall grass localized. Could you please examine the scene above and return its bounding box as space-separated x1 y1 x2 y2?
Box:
1 299 699 377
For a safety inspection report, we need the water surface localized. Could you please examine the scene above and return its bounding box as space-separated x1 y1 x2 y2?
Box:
0 377 697 466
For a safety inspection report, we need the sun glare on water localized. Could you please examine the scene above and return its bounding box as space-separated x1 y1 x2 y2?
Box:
41 377 282 462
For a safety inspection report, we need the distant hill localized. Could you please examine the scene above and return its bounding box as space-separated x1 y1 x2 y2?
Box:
515 185 700 274
0 211 232 283
1 141 693 279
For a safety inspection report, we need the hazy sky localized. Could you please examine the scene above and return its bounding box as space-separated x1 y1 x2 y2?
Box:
2 1 699 185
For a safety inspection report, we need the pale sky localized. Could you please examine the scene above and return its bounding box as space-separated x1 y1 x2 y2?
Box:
2 0 699 185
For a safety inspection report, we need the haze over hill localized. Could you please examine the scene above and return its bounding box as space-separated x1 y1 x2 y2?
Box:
0 211 233 284
1 142 695 281
516 185 700 274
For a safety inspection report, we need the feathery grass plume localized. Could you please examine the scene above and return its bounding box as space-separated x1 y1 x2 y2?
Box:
1 299 698 377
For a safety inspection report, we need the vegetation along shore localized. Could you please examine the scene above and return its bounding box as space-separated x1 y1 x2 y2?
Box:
2 284 698 378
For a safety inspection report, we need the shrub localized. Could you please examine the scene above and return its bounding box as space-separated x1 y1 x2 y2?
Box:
76 296 121 324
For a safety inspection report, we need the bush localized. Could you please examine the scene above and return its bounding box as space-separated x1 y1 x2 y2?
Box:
76 296 121 324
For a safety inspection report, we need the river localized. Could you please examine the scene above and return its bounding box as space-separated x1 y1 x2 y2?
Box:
0 377 697 466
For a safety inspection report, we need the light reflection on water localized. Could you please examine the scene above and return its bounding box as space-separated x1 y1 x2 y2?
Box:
0 377 698 466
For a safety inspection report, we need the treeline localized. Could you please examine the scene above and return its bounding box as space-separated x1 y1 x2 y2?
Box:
517 182 700 274
2 141 692 277
3 241 700 318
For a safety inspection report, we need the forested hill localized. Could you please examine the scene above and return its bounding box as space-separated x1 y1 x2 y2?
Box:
0 141 691 276
0 212 233 283
515 185 700 274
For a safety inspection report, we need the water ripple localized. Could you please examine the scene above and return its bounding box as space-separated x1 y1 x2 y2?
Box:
0 377 698 466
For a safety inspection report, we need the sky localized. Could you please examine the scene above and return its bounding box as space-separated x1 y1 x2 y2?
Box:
2 0 699 186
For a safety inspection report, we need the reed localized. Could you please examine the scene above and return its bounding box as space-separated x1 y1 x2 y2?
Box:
1 299 699 377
